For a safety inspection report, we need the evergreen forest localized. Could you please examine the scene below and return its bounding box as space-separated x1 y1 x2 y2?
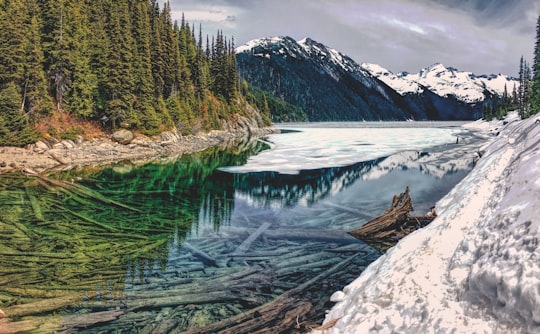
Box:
484 15 540 120
0 0 271 147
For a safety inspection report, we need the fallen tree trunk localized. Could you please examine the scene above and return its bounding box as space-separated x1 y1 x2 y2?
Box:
348 187 436 251
181 253 359 334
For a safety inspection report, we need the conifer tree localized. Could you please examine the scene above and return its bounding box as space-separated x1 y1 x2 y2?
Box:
0 0 262 146
150 0 165 98
105 1 136 128
23 2 53 117
531 15 540 115
63 1 97 118
131 0 160 132
518 56 529 118
0 0 27 87
86 0 111 115
0 83 38 146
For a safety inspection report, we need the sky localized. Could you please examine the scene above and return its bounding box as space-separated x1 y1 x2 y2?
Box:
164 0 540 76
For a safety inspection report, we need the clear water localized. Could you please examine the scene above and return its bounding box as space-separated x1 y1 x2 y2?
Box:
0 123 482 333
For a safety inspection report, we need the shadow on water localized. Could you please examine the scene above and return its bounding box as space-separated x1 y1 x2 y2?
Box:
0 137 476 333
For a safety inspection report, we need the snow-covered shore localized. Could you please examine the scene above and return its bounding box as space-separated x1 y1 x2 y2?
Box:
317 112 540 333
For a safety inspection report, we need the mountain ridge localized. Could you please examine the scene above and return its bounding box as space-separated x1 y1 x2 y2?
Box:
236 36 518 122
366 62 517 103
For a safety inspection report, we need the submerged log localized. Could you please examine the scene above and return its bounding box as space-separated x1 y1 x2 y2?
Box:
181 253 359 334
348 187 436 251
234 222 272 254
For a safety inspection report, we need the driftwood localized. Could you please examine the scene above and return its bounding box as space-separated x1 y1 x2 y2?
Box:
348 187 436 251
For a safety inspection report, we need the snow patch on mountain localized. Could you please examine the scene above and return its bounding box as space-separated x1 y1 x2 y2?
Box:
315 111 540 334
363 62 519 104
237 37 372 78
361 63 424 95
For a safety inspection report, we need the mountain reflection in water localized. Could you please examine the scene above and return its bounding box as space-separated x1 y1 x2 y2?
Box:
0 133 478 333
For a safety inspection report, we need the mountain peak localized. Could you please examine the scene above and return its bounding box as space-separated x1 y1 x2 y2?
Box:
366 62 518 103
235 36 297 54
419 63 448 78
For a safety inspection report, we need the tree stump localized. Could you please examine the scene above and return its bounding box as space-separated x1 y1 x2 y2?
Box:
348 187 436 251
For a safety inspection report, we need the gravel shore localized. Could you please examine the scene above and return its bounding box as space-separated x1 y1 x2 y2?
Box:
0 126 278 175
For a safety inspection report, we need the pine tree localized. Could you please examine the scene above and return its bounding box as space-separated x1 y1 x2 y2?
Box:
86 0 110 116
0 83 38 146
524 61 532 117
63 1 97 118
531 15 540 115
519 56 524 116
150 0 165 97
131 0 159 132
0 0 258 146
512 83 519 108
0 0 27 87
105 1 136 128
518 56 530 118
23 1 53 118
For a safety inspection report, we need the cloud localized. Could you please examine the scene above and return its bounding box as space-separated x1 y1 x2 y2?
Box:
167 0 539 75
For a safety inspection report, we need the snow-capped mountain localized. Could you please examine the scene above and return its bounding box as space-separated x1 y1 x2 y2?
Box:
236 37 495 121
236 36 428 121
362 62 518 104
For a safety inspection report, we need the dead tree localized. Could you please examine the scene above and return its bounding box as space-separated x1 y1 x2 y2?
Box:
348 187 436 251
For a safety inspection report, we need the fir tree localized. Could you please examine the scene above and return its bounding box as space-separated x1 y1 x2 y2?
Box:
0 83 38 146
63 1 97 118
131 0 160 133
0 0 27 87
531 15 540 115
23 2 53 118
0 0 263 146
105 1 136 128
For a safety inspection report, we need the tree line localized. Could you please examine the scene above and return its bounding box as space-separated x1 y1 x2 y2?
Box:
484 15 540 120
0 0 268 147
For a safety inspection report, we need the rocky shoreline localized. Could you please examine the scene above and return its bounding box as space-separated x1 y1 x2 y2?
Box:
0 119 278 175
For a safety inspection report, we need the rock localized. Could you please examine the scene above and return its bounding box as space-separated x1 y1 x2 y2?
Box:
52 142 64 149
112 165 133 174
112 129 134 145
35 141 50 152
61 140 75 149
0 162 6 167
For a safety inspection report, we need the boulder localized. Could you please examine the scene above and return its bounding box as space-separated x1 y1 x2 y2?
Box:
34 141 50 153
61 140 76 149
112 129 134 145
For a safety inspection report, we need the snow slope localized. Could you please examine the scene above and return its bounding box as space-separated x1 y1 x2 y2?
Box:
362 62 518 103
316 112 540 333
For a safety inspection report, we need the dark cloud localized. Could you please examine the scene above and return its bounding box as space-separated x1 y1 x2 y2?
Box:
167 0 539 75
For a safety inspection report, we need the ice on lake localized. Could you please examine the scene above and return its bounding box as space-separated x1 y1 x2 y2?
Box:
221 122 467 174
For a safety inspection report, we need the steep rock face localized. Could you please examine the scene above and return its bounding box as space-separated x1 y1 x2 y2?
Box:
236 37 494 121
236 37 427 121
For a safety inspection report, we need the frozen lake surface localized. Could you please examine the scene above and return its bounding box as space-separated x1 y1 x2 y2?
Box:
222 122 469 174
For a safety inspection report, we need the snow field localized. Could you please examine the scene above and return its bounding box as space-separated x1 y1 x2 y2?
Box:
316 113 540 333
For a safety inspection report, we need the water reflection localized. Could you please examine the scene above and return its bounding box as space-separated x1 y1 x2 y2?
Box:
0 133 479 333
230 148 475 209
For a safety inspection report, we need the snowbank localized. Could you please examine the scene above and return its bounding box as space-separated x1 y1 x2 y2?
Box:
316 113 540 333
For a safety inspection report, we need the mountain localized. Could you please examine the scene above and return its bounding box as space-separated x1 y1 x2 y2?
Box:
236 37 430 121
236 37 516 122
362 62 518 104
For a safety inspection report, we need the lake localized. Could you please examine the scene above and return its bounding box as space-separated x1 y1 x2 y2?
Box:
0 122 485 333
